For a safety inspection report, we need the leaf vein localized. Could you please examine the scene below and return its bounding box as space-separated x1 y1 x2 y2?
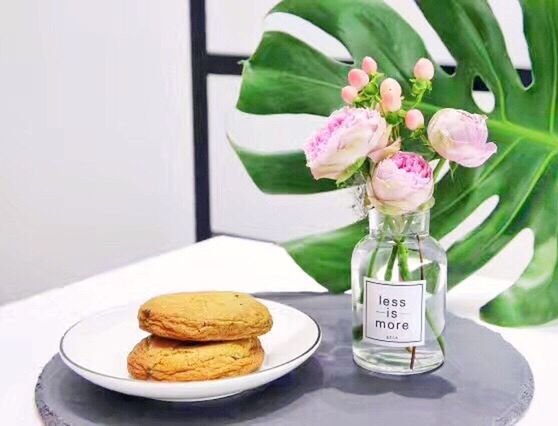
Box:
483 150 558 248
549 9 558 133
453 1 507 120
432 137 525 219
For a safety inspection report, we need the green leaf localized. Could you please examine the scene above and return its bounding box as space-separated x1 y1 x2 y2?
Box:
233 0 558 325
410 263 441 294
228 139 337 194
335 158 366 185
237 31 348 116
283 219 368 293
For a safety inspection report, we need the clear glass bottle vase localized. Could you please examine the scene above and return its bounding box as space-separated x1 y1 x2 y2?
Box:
351 208 447 375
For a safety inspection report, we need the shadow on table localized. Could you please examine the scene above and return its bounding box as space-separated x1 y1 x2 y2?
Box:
60 357 324 425
316 318 456 399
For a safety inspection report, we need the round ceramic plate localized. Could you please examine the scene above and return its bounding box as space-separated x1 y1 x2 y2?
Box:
59 299 321 402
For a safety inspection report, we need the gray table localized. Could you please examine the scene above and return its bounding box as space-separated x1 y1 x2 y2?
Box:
36 293 533 425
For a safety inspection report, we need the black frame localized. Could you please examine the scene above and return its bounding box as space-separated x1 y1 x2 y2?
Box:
189 0 532 242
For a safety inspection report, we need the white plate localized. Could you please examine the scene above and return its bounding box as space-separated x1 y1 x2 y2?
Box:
59 299 321 402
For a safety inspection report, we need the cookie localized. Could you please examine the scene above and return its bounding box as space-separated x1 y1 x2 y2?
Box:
127 335 264 381
138 292 272 341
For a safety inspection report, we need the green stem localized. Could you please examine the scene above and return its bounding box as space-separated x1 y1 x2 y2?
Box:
433 158 447 181
415 235 446 356
359 244 380 306
366 229 384 277
410 93 424 109
398 227 446 358
397 241 411 280
366 247 379 278
359 215 388 305
384 216 406 282
427 310 446 354
394 239 417 369
384 244 399 281
374 216 446 358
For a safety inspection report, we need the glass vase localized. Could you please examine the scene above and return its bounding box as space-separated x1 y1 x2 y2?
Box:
351 209 446 375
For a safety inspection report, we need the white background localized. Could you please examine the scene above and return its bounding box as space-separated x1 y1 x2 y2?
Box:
0 0 195 303
0 0 533 303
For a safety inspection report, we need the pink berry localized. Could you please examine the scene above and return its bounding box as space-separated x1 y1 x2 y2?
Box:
348 69 369 91
341 85 358 104
380 78 402 98
413 58 435 81
405 109 425 130
361 56 378 74
381 92 402 112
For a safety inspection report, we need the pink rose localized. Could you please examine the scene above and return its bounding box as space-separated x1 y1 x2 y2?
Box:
427 108 497 167
369 137 400 163
367 152 434 214
304 108 389 180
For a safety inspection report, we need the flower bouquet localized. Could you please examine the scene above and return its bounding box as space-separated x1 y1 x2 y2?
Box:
304 57 497 374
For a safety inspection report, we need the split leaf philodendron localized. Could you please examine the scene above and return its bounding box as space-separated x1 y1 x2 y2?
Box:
231 0 558 327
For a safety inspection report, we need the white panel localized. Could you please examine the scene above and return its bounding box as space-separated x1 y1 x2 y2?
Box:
207 0 530 68
208 75 358 241
264 12 351 60
384 0 455 65
206 0 280 56
489 0 531 69
472 91 496 113
0 0 195 303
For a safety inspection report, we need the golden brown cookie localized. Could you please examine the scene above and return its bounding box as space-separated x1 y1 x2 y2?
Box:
127 335 264 381
138 292 272 341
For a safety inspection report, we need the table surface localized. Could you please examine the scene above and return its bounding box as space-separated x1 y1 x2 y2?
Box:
1 236 556 425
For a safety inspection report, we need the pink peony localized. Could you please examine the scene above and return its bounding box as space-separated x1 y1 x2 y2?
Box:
304 108 389 180
427 108 497 167
369 138 401 163
367 152 434 214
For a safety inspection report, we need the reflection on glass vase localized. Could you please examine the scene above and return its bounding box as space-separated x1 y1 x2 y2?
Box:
352 208 446 375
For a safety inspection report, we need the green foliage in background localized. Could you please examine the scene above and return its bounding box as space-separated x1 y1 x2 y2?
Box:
232 0 558 326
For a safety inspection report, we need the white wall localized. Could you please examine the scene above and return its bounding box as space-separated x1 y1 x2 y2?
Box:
0 0 195 304
206 0 532 283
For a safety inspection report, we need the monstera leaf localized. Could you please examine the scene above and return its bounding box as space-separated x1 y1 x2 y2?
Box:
233 0 558 326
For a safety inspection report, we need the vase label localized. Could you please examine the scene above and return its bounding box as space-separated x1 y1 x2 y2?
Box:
363 278 425 347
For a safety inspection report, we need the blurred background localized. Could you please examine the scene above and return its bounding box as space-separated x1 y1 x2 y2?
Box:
0 0 532 304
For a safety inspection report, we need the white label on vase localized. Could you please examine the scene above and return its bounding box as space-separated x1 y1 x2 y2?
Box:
363 277 425 347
